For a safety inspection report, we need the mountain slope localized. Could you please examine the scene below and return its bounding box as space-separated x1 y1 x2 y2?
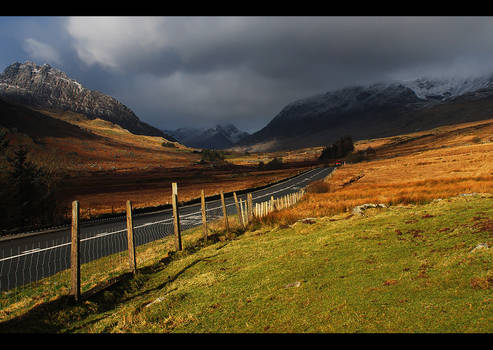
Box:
236 75 493 151
0 97 196 173
0 97 98 141
0 61 175 140
165 124 249 149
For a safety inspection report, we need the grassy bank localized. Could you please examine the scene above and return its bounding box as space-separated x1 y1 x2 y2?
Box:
1 194 491 333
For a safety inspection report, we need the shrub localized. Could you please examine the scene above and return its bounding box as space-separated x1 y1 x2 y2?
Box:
345 147 376 163
306 180 332 193
201 149 225 162
265 157 283 169
162 142 176 148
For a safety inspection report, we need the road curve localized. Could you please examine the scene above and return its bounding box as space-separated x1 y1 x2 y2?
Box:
0 166 334 291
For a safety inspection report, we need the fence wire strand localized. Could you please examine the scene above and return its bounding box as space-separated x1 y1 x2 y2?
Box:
1 167 328 313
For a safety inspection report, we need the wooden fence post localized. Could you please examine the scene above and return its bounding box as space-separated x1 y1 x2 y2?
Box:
172 182 182 251
240 199 244 225
126 200 137 274
242 200 248 226
247 193 253 220
70 200 81 302
201 189 207 241
233 192 244 228
239 199 245 226
220 190 229 234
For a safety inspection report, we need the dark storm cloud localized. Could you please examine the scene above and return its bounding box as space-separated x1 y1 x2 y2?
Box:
6 16 493 132
84 17 493 82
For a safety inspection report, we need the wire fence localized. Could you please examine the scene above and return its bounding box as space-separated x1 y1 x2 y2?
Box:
0 167 328 317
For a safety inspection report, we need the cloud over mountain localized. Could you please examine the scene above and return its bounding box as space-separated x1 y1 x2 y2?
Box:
5 17 493 133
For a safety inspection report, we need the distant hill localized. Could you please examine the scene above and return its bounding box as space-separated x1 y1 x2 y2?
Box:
165 124 249 149
0 61 176 141
236 75 493 151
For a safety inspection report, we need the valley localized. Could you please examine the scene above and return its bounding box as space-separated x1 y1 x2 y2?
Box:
2 17 493 334
2 75 492 332
0 98 317 225
2 114 492 332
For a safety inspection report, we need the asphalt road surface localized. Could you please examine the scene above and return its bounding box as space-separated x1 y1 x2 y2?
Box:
0 166 334 292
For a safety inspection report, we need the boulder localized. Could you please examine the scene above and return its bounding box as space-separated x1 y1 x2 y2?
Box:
352 203 387 215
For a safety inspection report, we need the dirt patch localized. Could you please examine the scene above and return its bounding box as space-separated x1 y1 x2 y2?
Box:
470 276 491 290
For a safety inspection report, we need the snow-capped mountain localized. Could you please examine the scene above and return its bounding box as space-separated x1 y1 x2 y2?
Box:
401 75 493 101
0 61 175 140
165 124 249 149
237 74 493 151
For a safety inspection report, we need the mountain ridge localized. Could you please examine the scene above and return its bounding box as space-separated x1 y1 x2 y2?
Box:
235 74 493 151
0 61 176 141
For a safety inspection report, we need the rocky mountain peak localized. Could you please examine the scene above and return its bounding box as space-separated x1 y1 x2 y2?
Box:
0 61 172 139
164 123 249 149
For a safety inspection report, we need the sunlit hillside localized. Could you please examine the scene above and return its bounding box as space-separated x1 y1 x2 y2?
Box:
264 117 493 224
27 108 199 172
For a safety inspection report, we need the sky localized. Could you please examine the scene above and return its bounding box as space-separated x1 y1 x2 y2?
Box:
3 16 493 133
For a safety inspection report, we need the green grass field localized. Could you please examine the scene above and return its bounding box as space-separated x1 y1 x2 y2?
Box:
1 195 491 333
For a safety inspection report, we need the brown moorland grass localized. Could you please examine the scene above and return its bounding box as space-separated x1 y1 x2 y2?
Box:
61 166 311 219
226 146 324 166
30 109 199 172
2 118 198 175
67 116 493 221
1 108 317 221
264 119 493 225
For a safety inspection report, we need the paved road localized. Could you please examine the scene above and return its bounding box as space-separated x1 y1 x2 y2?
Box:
0 166 334 291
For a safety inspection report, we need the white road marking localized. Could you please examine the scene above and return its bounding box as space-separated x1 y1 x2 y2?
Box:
0 167 331 263
20 248 41 254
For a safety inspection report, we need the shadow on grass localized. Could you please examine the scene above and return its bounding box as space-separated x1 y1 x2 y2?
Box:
0 272 137 333
0 223 255 333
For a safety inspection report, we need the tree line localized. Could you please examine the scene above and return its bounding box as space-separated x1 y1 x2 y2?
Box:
318 136 355 161
0 130 63 234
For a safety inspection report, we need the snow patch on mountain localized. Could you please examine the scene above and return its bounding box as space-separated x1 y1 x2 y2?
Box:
401 75 493 100
274 74 493 124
